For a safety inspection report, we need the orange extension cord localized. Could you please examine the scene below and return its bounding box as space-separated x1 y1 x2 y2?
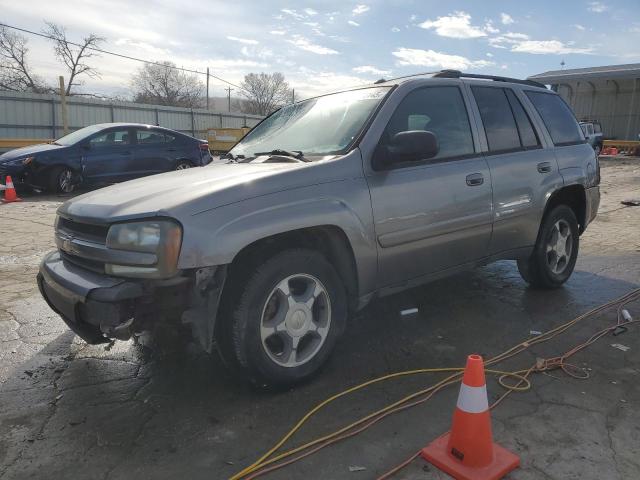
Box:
231 288 640 480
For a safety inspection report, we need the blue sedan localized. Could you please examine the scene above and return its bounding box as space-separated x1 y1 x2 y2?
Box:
0 123 212 193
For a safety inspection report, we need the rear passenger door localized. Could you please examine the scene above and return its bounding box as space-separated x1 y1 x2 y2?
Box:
469 86 563 255
133 129 176 177
366 85 493 288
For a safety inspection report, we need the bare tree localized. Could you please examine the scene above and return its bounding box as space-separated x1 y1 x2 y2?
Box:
239 72 292 116
44 22 104 95
131 61 204 108
0 26 47 92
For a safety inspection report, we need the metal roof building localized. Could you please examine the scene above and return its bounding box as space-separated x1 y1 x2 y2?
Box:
529 63 640 140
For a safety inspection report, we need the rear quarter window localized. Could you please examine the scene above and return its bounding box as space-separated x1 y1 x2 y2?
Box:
525 91 584 146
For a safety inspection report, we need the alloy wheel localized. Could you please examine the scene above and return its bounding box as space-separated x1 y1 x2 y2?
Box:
59 169 74 193
545 219 573 274
260 274 331 368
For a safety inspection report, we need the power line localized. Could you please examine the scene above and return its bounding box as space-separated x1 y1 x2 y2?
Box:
0 22 248 93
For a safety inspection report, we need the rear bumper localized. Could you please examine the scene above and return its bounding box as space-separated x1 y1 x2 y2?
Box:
38 250 190 343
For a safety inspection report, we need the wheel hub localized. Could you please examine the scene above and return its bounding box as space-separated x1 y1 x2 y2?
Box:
286 307 310 335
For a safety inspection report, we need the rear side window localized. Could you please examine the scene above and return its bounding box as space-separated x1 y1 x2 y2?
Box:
137 130 167 144
472 87 520 152
525 91 583 145
384 86 475 160
504 89 540 149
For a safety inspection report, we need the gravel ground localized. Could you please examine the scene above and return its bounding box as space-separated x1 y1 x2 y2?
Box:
1 158 639 480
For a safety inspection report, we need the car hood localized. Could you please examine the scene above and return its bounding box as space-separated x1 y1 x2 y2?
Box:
0 143 65 162
59 161 327 223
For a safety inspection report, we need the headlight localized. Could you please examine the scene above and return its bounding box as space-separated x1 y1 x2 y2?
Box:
105 219 182 278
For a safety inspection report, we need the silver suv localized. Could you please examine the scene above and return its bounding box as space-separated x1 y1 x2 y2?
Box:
38 71 600 386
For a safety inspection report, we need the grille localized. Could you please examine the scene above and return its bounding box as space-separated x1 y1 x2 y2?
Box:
58 217 109 243
61 251 105 274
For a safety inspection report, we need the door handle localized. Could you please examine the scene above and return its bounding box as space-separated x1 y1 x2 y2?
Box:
537 162 552 173
466 173 484 186
119 151 131 156
167 148 177 152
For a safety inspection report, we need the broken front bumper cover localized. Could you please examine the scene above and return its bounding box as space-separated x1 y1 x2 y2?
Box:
38 250 226 351
38 250 154 344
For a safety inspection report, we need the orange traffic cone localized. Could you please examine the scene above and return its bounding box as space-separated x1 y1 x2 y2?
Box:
2 176 22 203
421 354 519 480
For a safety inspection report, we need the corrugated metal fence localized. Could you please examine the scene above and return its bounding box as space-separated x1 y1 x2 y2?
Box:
0 90 263 140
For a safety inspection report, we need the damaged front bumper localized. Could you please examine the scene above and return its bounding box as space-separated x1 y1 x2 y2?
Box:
37 251 226 349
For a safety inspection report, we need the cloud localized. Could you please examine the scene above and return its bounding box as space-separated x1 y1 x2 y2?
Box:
588 1 608 13
489 33 594 54
304 8 318 16
270 30 286 35
510 40 593 54
353 65 391 75
391 26 400 32
502 32 530 39
288 35 339 55
348 20 360 27
500 13 514 25
418 11 487 39
291 68 372 98
486 52 494 57
281 8 305 19
484 21 500 34
226 35 259 45
352 4 370 15
392 48 494 70
574 24 586 30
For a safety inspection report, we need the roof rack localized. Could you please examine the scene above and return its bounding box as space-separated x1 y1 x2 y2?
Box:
433 70 546 88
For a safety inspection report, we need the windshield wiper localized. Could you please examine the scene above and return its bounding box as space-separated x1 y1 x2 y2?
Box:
221 152 244 162
254 149 309 162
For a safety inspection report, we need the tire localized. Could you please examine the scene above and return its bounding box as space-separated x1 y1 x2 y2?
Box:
216 248 347 387
517 205 579 289
594 144 601 156
48 166 75 193
176 161 192 170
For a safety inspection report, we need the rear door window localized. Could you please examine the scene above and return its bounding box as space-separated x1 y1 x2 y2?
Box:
472 87 520 152
383 86 475 160
525 91 583 145
504 89 540 149
136 130 167 144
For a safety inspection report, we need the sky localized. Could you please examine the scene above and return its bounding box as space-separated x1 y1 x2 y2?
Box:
2 0 640 100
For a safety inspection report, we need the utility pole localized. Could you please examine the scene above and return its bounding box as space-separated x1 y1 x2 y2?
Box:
59 76 69 135
291 88 295 104
226 86 233 112
206 68 210 110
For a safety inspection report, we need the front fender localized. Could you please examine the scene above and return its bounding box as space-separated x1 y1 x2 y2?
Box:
178 179 378 296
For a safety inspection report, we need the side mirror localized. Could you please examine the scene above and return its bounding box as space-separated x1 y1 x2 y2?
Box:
388 130 439 162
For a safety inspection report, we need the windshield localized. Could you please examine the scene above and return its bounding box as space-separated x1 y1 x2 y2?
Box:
230 87 390 159
55 124 105 146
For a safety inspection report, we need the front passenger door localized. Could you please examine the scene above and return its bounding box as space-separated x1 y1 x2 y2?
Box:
366 86 493 288
81 128 134 184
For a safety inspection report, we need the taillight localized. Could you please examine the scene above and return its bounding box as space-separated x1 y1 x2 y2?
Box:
199 143 209 151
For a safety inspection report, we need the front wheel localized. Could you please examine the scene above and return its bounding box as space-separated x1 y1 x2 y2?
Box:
48 167 76 193
517 205 579 289
216 249 347 387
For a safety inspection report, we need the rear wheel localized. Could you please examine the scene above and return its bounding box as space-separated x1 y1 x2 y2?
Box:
216 248 347 387
594 144 602 156
517 205 579 288
176 161 192 170
48 167 75 193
